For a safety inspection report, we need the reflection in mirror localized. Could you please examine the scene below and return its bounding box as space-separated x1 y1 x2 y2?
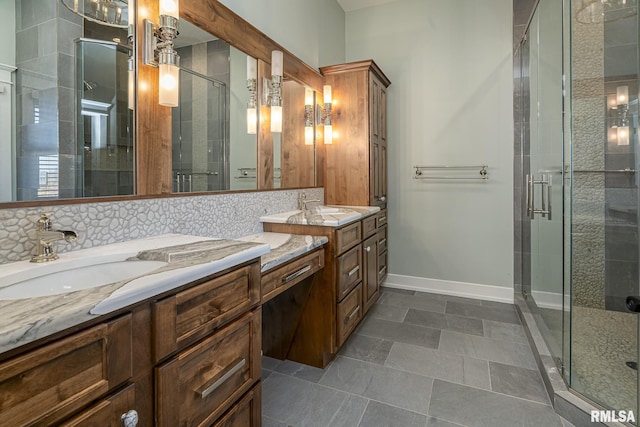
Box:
172 20 257 193
0 0 134 202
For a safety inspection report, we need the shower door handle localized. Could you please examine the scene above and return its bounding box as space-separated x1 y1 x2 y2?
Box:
527 174 552 221
626 296 640 313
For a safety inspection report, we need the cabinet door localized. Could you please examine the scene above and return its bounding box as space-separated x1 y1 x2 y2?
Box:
370 74 381 206
59 384 136 427
362 234 379 314
212 383 261 427
379 85 388 206
0 314 132 426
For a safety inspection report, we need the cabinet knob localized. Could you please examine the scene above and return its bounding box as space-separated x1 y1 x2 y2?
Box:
365 246 371 252
380 195 386 202
121 410 138 427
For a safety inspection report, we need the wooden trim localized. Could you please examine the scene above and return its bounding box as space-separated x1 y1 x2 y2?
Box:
320 60 391 88
181 0 323 92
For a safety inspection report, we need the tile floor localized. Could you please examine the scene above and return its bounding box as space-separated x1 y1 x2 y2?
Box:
261 287 576 427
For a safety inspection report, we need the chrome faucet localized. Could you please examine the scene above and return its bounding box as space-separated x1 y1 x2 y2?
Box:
297 192 320 210
31 212 78 263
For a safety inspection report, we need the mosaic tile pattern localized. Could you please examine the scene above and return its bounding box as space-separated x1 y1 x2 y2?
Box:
0 188 324 264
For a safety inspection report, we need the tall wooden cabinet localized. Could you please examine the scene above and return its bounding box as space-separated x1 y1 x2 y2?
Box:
320 60 391 209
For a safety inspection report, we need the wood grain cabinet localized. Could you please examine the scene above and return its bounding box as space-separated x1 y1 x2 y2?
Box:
0 260 263 427
320 60 391 209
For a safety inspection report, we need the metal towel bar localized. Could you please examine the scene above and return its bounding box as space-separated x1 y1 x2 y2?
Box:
413 165 488 180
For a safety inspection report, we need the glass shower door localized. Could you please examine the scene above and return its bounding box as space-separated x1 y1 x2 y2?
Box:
523 0 565 371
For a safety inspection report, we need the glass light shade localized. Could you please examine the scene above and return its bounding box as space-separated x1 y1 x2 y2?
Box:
607 127 618 144
159 0 179 18
617 85 629 105
607 94 617 109
323 85 332 104
247 107 257 134
305 88 314 106
271 105 282 133
159 63 179 107
617 126 630 146
272 50 283 77
305 126 314 145
247 57 257 80
324 124 333 145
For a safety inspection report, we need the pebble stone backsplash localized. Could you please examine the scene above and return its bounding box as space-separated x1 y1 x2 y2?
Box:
0 188 324 264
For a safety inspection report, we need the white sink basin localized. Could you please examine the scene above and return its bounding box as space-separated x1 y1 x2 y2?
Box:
313 207 341 214
0 260 167 300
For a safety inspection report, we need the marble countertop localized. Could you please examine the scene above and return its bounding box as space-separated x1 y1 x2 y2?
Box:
237 232 328 272
260 205 380 227
0 234 269 354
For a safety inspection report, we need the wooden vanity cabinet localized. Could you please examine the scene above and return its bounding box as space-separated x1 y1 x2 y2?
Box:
320 60 391 209
0 260 262 427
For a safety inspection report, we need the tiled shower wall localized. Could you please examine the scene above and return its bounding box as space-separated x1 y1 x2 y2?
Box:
0 187 324 264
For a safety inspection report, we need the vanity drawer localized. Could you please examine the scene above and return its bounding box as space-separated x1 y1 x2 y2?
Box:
213 383 261 427
362 216 377 238
153 262 261 361
0 314 132 427
377 210 387 228
59 384 136 427
261 248 325 303
336 244 362 301
378 250 388 282
156 308 261 427
335 221 362 255
337 282 363 347
377 225 387 253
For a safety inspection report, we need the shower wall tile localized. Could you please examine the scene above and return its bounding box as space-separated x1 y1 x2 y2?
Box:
16 27 39 63
605 259 638 311
0 188 325 263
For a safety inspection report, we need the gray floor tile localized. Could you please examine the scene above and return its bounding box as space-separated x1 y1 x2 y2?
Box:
560 417 576 427
446 302 521 325
427 417 466 427
263 372 368 427
357 316 441 349
381 286 416 296
262 355 283 371
405 308 484 336
262 416 287 427
320 356 434 415
358 401 427 427
378 292 446 313
367 302 409 322
386 342 490 390
262 369 272 381
489 361 550 404
482 320 529 344
416 291 483 306
429 380 562 427
438 330 537 369
480 300 517 311
274 359 326 383
339 334 393 365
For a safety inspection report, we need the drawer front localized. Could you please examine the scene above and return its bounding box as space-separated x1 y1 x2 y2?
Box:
261 248 325 303
335 222 362 255
336 244 362 301
0 314 132 427
337 282 363 347
377 225 388 253
213 383 261 427
362 216 377 239
377 210 387 228
378 250 388 283
363 235 379 314
153 262 261 361
59 384 136 427
156 308 261 427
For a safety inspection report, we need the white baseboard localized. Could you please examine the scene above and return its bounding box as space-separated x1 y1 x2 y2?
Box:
530 290 567 310
382 273 514 304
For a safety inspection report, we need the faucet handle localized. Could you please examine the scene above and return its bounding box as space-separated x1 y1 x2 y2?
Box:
37 211 54 231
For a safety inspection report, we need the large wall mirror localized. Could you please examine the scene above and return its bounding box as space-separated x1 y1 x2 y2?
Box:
0 0 135 203
171 14 320 194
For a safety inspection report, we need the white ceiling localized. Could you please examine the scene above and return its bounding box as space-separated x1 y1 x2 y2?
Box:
336 0 401 12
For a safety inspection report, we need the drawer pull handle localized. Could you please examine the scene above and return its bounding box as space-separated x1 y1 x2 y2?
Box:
379 266 387 275
348 266 360 277
283 265 312 283
345 306 360 324
198 358 246 399
379 216 387 222
365 246 371 252
379 238 387 245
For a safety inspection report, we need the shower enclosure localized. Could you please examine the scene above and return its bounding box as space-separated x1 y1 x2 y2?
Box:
517 0 639 420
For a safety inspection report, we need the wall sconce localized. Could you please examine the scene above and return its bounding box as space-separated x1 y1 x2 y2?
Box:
143 0 180 107
607 85 631 145
247 57 257 134
322 85 333 144
262 50 283 133
304 88 314 145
